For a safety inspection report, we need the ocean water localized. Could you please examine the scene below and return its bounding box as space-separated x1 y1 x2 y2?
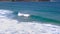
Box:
0 2 60 34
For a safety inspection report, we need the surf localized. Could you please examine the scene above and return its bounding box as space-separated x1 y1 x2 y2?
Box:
0 18 60 34
0 9 60 34
18 12 30 17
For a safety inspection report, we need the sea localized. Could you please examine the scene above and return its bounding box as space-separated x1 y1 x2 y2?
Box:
0 2 60 34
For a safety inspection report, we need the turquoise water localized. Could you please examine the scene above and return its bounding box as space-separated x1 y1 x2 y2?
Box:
0 2 60 24
0 2 60 34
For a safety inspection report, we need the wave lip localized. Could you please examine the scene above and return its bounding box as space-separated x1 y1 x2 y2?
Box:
18 12 30 17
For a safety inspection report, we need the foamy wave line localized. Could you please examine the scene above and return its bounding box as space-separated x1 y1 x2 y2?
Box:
18 12 30 17
0 9 13 18
0 17 60 34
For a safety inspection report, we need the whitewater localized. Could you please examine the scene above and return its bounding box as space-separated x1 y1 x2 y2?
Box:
0 9 60 34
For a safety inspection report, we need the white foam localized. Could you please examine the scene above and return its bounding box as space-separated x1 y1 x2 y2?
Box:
0 17 60 34
0 9 13 18
0 9 60 34
18 12 30 17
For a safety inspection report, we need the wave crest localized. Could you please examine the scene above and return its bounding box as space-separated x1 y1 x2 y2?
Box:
18 12 30 17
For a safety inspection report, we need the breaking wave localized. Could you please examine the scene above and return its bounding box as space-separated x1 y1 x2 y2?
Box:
0 9 60 34
17 12 60 23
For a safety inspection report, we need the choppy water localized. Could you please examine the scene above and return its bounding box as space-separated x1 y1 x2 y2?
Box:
0 2 60 34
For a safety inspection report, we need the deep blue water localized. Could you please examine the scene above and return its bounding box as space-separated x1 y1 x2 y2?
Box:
0 2 60 24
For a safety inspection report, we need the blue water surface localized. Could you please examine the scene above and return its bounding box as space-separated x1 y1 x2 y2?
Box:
0 2 60 24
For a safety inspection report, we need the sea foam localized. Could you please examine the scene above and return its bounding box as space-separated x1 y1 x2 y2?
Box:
0 9 60 34
18 12 30 17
